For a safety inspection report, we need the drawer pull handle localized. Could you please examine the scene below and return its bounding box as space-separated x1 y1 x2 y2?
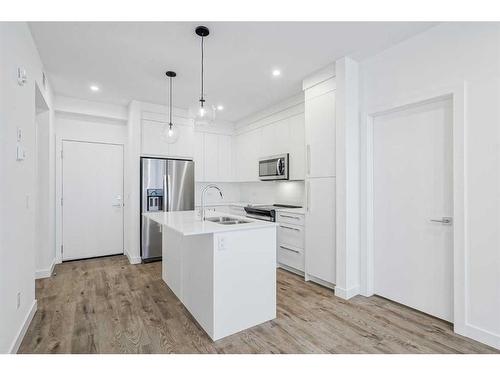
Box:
281 215 300 220
281 225 300 231
280 245 300 254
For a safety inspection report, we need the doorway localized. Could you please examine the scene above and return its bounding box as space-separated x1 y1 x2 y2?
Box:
61 140 124 261
372 97 453 322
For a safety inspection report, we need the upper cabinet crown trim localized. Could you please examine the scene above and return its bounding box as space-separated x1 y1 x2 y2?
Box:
305 78 336 102
302 64 336 91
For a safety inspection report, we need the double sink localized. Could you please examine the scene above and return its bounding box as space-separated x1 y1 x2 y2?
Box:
206 216 250 225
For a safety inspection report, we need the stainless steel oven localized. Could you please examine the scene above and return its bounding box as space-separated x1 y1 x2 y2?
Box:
259 154 289 181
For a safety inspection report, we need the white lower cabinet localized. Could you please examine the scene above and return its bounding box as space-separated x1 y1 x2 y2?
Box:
305 177 336 286
277 211 305 274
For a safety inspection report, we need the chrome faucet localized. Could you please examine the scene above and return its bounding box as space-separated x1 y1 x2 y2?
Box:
200 184 224 221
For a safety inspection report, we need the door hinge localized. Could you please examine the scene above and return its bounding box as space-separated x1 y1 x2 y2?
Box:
61 197 63 206
61 245 63 254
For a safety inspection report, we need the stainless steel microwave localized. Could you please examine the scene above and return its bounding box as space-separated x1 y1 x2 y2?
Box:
259 154 289 180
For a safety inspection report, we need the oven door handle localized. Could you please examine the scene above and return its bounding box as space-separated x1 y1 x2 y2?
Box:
245 213 273 222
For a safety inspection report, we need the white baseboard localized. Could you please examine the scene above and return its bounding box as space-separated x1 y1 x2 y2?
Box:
305 273 335 290
9 299 37 354
35 259 56 279
335 285 360 300
455 323 500 350
277 264 305 277
125 251 142 265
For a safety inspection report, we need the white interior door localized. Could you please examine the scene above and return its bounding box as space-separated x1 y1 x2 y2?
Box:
62 140 124 261
373 97 453 322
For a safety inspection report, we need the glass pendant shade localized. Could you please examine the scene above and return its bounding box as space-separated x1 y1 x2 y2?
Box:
190 103 216 127
162 123 179 144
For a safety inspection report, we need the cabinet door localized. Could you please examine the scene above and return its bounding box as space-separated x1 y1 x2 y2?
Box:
305 177 336 284
236 129 261 182
204 133 219 182
218 134 232 181
288 114 305 180
193 131 204 182
141 120 168 156
305 90 335 178
169 125 195 158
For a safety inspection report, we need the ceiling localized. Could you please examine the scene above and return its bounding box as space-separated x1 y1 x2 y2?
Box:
29 22 437 122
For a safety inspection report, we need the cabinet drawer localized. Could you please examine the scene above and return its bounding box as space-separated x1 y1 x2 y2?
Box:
278 244 304 272
278 223 304 249
277 212 305 226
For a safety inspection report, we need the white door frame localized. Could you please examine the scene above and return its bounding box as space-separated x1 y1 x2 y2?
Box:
362 82 467 334
55 138 125 263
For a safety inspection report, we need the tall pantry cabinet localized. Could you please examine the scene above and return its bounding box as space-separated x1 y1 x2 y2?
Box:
303 71 336 288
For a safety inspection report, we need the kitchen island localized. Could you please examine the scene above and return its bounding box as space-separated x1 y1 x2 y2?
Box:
143 210 277 341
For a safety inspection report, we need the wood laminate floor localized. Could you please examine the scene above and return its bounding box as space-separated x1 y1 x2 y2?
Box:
18 255 498 354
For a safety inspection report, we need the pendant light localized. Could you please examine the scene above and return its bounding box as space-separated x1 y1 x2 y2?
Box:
162 70 179 144
191 25 215 126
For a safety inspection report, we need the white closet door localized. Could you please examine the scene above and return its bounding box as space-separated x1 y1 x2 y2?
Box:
373 98 453 322
62 141 124 261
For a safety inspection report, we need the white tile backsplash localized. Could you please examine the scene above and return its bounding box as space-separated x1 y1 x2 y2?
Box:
239 181 305 207
195 180 305 207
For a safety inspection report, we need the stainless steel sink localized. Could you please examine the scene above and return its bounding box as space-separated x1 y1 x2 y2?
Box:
206 216 250 225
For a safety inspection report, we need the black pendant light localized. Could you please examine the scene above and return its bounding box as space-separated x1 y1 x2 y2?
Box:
192 25 215 126
163 70 179 143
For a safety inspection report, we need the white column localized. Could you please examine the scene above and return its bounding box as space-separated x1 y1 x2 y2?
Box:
125 100 142 264
335 57 360 299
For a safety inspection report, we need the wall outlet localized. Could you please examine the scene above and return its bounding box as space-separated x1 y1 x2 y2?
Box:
16 292 21 310
217 236 227 251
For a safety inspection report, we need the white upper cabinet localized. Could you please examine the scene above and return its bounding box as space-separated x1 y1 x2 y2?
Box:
238 112 305 181
235 128 261 182
218 134 233 182
204 133 219 181
288 114 305 180
168 124 195 158
195 132 234 182
141 120 195 158
193 131 204 181
304 78 336 178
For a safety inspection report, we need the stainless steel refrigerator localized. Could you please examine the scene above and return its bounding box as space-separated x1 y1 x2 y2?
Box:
140 157 194 262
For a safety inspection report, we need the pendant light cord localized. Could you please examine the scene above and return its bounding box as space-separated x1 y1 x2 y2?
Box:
200 36 204 107
169 76 173 127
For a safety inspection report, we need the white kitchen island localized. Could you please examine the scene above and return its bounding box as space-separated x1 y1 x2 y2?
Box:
143 210 277 341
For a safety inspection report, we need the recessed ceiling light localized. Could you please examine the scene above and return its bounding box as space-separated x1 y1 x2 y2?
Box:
90 85 100 92
272 69 281 77
217 105 224 111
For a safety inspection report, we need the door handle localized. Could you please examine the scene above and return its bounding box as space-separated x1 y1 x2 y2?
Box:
430 217 453 224
279 245 300 254
280 225 300 231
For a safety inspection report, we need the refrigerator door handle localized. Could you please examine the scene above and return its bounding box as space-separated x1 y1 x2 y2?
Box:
167 173 172 211
163 174 168 211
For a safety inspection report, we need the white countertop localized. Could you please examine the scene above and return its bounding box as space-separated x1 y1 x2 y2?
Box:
144 210 277 236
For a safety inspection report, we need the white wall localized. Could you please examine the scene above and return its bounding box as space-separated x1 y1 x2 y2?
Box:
0 22 54 353
359 22 500 349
